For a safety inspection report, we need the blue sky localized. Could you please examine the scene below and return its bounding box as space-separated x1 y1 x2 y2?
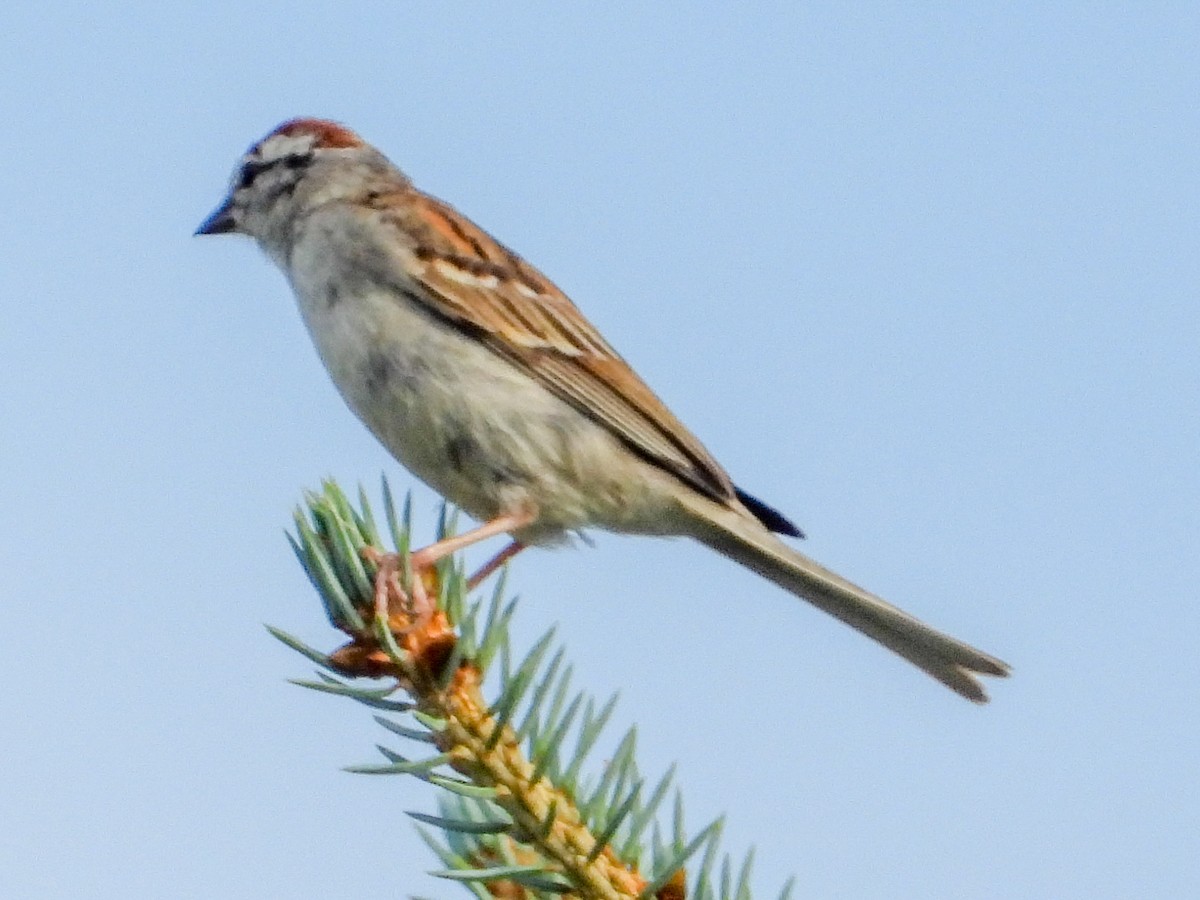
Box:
3 3 1198 897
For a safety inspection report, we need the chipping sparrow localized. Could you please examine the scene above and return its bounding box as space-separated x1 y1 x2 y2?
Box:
197 118 1009 701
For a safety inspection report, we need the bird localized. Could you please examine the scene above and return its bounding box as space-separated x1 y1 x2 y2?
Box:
197 118 1009 702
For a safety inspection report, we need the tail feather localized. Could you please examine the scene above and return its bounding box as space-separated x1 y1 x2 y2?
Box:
679 495 1010 702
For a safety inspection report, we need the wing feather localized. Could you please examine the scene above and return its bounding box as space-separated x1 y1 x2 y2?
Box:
373 190 736 503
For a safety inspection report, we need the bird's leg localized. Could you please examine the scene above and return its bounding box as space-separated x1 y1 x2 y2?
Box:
364 510 535 628
466 540 527 591
408 510 534 571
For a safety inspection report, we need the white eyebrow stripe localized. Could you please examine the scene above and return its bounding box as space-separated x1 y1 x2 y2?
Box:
257 133 316 163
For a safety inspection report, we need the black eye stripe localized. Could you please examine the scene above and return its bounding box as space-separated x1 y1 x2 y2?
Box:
237 153 310 190
237 160 270 189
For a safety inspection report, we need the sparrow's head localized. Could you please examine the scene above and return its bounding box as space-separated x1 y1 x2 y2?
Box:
196 118 402 248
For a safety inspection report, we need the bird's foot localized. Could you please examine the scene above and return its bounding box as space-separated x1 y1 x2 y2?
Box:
361 509 536 629
361 546 437 633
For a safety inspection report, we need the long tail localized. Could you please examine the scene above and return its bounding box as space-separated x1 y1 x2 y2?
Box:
679 495 1010 702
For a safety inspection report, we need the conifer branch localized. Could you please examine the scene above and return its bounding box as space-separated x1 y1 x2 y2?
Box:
272 479 794 899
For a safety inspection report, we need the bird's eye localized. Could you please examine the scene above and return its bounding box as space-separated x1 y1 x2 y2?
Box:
237 159 269 190
236 154 309 191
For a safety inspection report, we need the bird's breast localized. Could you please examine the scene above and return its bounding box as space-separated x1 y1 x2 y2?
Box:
282 242 690 543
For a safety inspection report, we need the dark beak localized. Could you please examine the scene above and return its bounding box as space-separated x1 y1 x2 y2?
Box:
195 197 237 235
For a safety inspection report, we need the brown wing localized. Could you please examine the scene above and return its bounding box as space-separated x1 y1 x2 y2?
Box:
371 189 737 504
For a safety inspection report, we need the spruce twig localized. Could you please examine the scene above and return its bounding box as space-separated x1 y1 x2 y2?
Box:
273 478 791 898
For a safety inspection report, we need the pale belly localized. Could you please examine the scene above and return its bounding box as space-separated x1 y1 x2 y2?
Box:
291 279 686 545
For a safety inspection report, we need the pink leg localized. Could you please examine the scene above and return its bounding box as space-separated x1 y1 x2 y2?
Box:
364 510 535 627
466 540 527 591
408 511 535 571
